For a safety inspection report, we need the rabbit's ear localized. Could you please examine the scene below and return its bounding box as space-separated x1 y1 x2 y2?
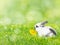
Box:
49 28 56 35
41 21 48 25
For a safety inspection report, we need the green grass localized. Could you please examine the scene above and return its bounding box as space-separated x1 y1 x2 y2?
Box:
0 24 60 45
0 0 60 45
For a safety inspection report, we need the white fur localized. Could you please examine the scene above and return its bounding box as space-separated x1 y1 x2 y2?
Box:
35 22 56 37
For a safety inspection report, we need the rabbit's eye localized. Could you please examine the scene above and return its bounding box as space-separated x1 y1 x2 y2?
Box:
36 25 39 28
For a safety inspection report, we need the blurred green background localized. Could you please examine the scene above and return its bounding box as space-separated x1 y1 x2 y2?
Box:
0 0 60 25
0 0 60 45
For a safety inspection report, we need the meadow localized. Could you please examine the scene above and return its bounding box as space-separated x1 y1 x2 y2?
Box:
0 23 60 45
0 0 60 45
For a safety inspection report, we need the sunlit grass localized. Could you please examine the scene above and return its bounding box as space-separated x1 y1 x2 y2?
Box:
0 0 60 45
0 24 60 45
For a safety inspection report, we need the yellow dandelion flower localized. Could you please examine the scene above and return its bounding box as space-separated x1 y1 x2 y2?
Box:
29 29 37 36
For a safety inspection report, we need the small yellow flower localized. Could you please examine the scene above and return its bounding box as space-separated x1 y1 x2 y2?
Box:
29 29 37 36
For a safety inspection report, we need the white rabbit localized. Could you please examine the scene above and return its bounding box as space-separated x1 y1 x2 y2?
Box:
35 21 56 37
